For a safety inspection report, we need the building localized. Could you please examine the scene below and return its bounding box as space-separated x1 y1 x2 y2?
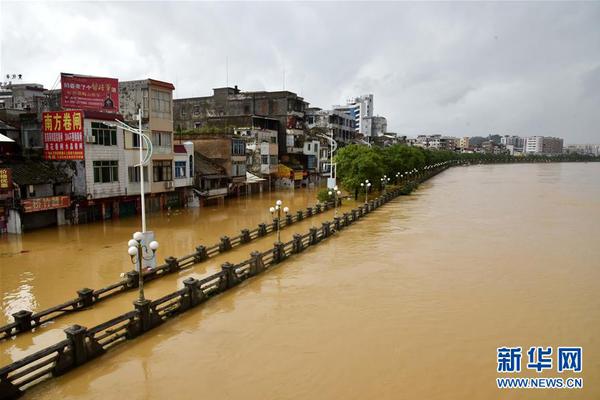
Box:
2 160 73 233
119 79 192 211
370 116 387 137
174 86 308 154
193 152 229 204
334 94 374 138
565 144 600 156
524 136 564 155
181 133 247 195
305 107 355 145
459 137 470 149
414 134 458 151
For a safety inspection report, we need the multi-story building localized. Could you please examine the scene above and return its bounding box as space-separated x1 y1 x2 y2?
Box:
174 86 308 156
181 133 247 196
334 94 374 138
305 107 355 145
524 136 564 155
459 137 470 149
565 144 600 156
120 79 192 211
231 115 279 180
414 134 457 150
370 115 387 137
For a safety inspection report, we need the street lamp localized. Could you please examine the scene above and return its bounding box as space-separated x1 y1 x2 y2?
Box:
328 185 342 217
360 179 372 204
270 199 289 243
109 108 153 235
128 232 159 303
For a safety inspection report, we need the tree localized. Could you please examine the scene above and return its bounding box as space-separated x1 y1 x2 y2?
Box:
335 145 385 193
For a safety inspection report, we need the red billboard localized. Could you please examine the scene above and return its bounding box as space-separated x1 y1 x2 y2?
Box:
61 73 119 113
21 196 70 213
42 110 85 160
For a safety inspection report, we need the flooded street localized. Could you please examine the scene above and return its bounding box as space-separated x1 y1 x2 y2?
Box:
4 163 600 399
0 187 352 364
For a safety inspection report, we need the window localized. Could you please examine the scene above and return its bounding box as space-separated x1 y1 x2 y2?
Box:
175 161 187 178
93 161 119 183
232 160 246 176
270 155 278 165
153 160 172 182
307 143 311 151
232 139 245 155
270 136 277 144
193 105 201 115
128 166 148 182
189 155 193 177
132 132 140 148
261 155 269 164
150 89 171 119
91 122 117 146
152 131 172 147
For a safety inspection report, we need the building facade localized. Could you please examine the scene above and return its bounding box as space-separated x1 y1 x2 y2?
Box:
120 79 192 211
333 94 374 138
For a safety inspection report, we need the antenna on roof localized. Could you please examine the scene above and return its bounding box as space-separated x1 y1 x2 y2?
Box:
226 56 229 88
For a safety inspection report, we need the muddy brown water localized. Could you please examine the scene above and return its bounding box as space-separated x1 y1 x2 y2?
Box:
2 163 600 399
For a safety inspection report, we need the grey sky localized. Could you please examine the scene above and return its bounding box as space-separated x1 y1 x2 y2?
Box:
1 1 599 143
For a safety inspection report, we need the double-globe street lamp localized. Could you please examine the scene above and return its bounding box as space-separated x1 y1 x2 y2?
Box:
112 107 158 306
360 180 372 204
127 232 159 303
380 175 390 193
328 185 342 217
269 199 289 243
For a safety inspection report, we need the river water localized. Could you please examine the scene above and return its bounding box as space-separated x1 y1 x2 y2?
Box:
2 163 599 399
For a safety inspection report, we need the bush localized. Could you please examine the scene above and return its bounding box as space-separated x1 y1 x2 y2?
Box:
317 188 331 203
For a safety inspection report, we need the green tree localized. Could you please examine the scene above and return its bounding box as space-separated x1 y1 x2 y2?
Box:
335 145 385 193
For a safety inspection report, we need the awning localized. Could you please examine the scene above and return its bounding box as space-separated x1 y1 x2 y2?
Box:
245 172 266 183
0 133 15 142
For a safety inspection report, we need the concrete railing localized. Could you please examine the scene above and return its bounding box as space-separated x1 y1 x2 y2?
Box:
0 164 452 399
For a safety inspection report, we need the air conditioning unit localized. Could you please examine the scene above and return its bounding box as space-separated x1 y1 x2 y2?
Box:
165 181 174 189
85 135 95 143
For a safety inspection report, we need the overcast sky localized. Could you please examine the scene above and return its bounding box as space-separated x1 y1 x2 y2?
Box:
1 1 599 143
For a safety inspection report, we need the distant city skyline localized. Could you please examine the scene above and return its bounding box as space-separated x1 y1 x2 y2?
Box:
1 2 599 143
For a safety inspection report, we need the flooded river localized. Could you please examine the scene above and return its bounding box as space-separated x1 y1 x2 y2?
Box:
3 163 600 399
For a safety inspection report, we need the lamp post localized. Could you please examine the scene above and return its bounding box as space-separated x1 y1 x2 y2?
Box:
127 232 159 303
360 179 371 204
380 175 390 193
270 199 289 243
109 108 153 234
328 185 342 217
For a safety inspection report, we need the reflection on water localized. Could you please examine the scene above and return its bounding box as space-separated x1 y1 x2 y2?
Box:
5 163 600 399
2 272 38 322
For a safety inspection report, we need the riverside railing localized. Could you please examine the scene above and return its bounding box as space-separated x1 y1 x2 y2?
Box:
0 164 452 399
0 198 346 341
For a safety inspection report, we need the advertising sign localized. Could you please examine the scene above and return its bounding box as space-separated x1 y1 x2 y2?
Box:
21 196 70 213
42 110 85 160
0 168 12 190
61 73 119 113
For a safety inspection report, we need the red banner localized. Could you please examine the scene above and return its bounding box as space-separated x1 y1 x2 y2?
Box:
21 196 70 213
61 73 119 113
43 110 85 160
0 168 11 190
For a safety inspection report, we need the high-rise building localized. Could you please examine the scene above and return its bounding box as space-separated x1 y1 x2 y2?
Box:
524 136 563 155
334 94 374 137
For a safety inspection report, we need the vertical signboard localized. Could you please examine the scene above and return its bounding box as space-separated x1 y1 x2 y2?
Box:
0 168 12 190
42 110 85 160
61 73 119 113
